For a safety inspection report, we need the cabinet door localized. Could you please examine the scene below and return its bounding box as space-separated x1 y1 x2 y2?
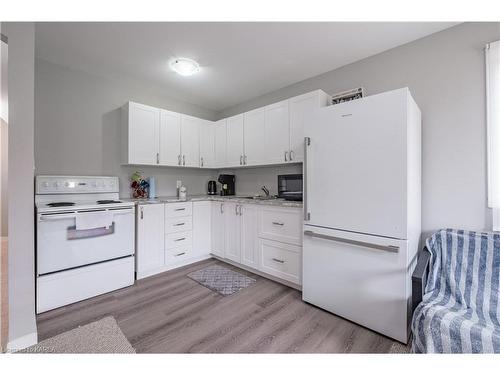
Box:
159 109 181 166
226 114 245 167
211 202 225 257
193 201 211 258
243 108 267 166
265 100 290 164
136 204 165 278
224 202 241 263
180 115 200 167
289 91 328 162
214 119 227 167
127 102 160 165
240 205 258 269
199 120 215 168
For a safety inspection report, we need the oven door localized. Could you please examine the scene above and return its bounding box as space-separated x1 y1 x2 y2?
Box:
37 207 135 275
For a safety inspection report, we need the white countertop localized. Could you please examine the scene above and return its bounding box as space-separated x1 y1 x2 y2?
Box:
123 195 303 208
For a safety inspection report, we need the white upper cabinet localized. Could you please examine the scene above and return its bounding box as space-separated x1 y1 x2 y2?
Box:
265 100 290 164
122 90 330 168
289 90 330 162
159 109 181 166
243 107 267 166
226 114 245 167
180 115 200 167
122 102 160 165
214 119 227 168
199 119 215 168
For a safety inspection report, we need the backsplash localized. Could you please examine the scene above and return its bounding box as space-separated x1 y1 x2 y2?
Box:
219 164 302 196
119 166 217 198
119 164 302 198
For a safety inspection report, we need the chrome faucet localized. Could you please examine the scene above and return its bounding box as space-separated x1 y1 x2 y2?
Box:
261 186 270 197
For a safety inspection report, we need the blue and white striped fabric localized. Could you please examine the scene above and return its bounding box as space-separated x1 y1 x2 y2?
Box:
411 229 500 353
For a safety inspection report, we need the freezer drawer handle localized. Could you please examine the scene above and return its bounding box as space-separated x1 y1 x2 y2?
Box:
272 258 285 264
303 230 399 253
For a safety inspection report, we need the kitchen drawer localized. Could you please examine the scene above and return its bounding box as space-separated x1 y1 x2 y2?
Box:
165 246 192 265
165 202 192 218
259 239 301 284
165 216 193 234
166 230 193 249
259 207 302 245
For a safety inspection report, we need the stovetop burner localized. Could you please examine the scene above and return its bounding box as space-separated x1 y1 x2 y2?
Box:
47 202 75 207
96 200 122 204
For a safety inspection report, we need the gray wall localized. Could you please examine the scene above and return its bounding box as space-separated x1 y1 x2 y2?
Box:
35 59 218 197
3 22 37 347
218 22 500 235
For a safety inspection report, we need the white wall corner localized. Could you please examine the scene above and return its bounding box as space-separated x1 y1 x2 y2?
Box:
6 331 37 352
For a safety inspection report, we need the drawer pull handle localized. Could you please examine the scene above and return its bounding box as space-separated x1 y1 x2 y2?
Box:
174 223 185 226
272 221 284 226
174 208 186 211
175 252 186 257
272 258 285 264
174 237 186 242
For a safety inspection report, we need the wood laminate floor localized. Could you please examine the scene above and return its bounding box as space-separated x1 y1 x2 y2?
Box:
36 258 404 353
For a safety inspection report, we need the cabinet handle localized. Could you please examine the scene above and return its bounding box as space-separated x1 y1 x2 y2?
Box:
272 221 284 226
235 205 239 215
220 203 224 214
156 152 160 164
244 155 247 165
272 258 285 264
178 155 181 165
201 156 204 167
140 207 144 220
284 151 288 162
183 155 186 166
174 237 186 242
175 252 186 257
240 155 243 165
174 208 186 211
173 222 185 226
238 205 242 216
289 150 294 161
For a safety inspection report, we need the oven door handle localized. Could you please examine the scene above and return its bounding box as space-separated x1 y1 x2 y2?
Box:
38 207 134 221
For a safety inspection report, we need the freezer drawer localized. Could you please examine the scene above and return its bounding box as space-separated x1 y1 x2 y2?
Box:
302 226 410 343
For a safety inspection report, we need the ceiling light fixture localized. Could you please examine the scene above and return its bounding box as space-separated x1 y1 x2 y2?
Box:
170 58 200 76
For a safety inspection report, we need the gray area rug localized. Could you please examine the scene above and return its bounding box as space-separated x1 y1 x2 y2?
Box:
389 341 411 354
188 264 256 296
20 316 135 353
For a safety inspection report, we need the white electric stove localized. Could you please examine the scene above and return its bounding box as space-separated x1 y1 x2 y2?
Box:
35 175 135 313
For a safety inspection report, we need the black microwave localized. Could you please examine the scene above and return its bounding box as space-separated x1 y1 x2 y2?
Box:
278 174 303 201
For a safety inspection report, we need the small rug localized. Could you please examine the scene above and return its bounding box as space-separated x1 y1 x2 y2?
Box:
389 341 411 354
188 264 256 296
20 316 135 354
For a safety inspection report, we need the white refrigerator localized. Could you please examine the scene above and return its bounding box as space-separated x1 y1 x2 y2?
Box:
302 88 421 343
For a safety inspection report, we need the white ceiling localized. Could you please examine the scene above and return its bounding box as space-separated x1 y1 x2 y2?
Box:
35 22 458 112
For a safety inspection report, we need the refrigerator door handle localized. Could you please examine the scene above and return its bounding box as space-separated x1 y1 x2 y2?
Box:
303 230 399 253
303 137 311 221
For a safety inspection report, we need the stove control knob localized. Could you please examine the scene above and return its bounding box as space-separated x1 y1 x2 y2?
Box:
43 182 49 188
65 182 70 187
54 181 61 188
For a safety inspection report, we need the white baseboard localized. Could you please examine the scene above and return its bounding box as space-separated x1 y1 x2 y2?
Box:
7 332 38 352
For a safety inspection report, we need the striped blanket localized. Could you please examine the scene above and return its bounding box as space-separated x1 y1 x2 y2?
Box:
411 229 500 353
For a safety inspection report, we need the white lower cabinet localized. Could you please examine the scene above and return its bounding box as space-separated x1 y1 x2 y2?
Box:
211 201 225 257
136 204 165 279
259 239 301 284
224 202 241 262
137 201 302 286
193 201 212 258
